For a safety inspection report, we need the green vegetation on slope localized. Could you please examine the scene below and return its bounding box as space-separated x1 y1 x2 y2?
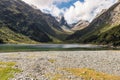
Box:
0 0 70 43
67 2 120 46
0 26 37 44
86 25 120 46
0 0 53 42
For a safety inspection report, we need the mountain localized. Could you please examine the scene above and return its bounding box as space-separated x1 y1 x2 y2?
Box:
0 26 37 44
95 9 107 18
56 16 72 32
67 1 120 46
0 0 67 43
71 20 89 31
59 16 70 28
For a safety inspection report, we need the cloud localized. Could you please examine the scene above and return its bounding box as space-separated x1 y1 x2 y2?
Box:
64 0 118 23
22 0 69 16
22 0 118 24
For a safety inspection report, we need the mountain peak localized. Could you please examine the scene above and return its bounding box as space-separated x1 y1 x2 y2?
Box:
59 16 67 26
71 20 89 31
67 1 120 46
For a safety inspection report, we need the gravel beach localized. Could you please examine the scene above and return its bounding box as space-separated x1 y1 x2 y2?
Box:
0 51 120 80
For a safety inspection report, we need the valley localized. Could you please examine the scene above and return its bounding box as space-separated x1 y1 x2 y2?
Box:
0 0 120 80
0 0 120 47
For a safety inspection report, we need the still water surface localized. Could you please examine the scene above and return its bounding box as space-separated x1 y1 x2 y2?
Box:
0 44 103 48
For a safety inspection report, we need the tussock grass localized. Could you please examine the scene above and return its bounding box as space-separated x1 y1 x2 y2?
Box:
63 68 120 80
0 61 21 80
0 27 37 44
48 59 56 63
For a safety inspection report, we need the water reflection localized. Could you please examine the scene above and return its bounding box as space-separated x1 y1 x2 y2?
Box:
0 44 103 49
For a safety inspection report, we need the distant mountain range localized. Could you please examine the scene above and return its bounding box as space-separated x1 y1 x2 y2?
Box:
0 0 120 46
67 1 120 46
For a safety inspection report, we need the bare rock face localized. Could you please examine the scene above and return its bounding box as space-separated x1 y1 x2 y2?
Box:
110 3 120 26
89 1 120 28
95 9 107 18
56 16 73 32
71 20 89 31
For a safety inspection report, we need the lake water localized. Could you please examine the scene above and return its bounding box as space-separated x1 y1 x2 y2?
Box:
0 44 104 48
31 44 103 48
0 44 113 52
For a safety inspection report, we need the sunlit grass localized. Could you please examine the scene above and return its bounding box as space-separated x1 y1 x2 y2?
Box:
51 74 62 80
45 73 68 80
0 27 37 44
63 68 120 80
48 59 56 63
0 61 21 80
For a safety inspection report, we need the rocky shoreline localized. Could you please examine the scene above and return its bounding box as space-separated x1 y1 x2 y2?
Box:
0 51 120 80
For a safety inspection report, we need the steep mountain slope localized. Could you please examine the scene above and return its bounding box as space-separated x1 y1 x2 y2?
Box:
87 24 120 46
56 16 72 33
0 26 37 44
0 0 66 43
71 20 89 31
67 1 120 46
59 16 70 28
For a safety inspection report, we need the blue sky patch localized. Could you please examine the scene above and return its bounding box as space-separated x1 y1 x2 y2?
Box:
56 0 84 9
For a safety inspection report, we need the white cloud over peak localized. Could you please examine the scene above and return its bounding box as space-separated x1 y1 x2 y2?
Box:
22 0 69 16
64 0 118 23
22 0 70 9
22 0 118 24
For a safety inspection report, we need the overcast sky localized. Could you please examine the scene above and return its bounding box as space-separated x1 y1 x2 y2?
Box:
22 0 118 24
